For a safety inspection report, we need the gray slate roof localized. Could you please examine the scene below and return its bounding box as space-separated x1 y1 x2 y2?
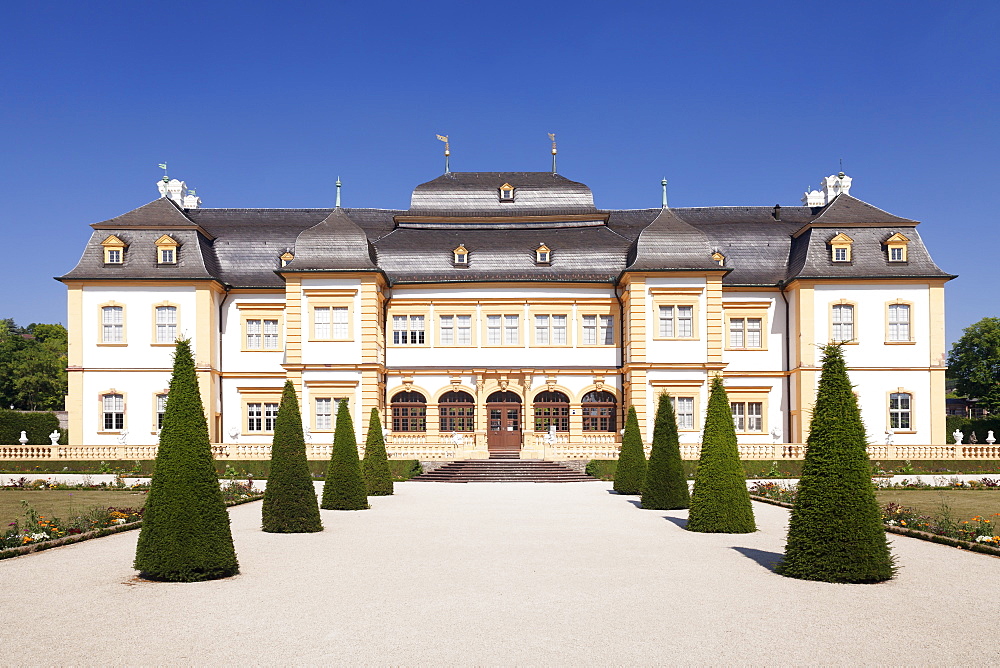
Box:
59 175 953 288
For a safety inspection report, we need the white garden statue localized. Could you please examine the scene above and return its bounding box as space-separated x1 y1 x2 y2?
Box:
953 428 964 445
18 430 28 445
451 431 465 447
770 427 781 444
987 430 996 446
884 430 894 446
48 430 60 446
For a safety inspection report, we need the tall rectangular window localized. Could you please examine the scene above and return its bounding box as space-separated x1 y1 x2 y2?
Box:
314 307 331 339
102 306 124 343
582 315 597 345
456 315 471 345
831 304 854 342
393 315 425 345
889 304 910 342
156 393 168 431
552 315 566 345
155 306 177 343
600 315 614 345
674 397 694 429
535 315 550 345
440 315 454 345
103 394 124 431
504 315 519 345
315 398 333 430
332 307 348 339
659 305 693 338
889 393 911 429
487 315 501 345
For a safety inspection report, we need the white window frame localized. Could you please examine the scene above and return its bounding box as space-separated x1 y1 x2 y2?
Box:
155 305 177 344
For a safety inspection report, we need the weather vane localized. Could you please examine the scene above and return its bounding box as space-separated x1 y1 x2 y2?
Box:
548 133 557 173
436 134 451 174
158 162 169 183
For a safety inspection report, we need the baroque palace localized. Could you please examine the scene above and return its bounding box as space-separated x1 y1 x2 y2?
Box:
58 168 953 460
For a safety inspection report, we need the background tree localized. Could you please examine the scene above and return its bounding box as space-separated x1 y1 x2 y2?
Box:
0 320 67 411
948 317 1000 413
642 392 690 510
134 339 239 581
687 375 756 533
321 399 369 510
262 381 323 533
362 408 393 496
613 406 647 495
776 344 894 583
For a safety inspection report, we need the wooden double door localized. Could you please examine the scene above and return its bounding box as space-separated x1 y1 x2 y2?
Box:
486 391 522 453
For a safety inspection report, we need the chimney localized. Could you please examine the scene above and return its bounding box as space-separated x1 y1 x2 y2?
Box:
772 204 781 221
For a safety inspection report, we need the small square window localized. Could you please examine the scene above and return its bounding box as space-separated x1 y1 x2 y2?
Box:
889 247 904 262
833 247 848 262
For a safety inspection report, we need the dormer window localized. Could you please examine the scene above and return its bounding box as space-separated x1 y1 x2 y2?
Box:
829 233 853 263
535 244 551 264
499 183 515 202
711 252 726 267
453 245 469 266
885 232 909 262
101 235 126 264
280 252 294 267
155 234 178 265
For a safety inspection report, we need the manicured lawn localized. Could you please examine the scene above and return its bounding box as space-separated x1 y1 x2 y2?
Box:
875 489 1000 521
0 490 147 527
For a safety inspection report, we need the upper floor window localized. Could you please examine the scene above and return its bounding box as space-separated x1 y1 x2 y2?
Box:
582 314 614 345
155 234 178 264
391 391 426 432
534 314 567 345
392 315 425 345
885 232 909 262
453 245 469 265
499 183 515 201
829 232 853 263
729 317 762 349
888 303 911 342
658 305 694 338
582 390 616 432
155 305 177 344
486 314 519 345
102 393 124 431
246 319 280 350
101 235 126 264
280 252 294 267
831 304 855 342
101 305 124 343
315 306 349 340
440 314 472 346
535 244 551 264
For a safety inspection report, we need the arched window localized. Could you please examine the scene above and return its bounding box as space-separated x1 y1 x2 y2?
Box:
439 390 475 432
391 391 426 432
582 390 616 432
533 390 569 432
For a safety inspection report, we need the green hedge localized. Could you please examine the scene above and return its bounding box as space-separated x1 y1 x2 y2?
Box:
0 459 423 479
946 415 1000 444
0 410 67 446
584 459 1000 481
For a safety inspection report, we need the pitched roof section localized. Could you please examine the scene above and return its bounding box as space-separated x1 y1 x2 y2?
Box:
58 228 217 282
802 193 917 229
786 226 953 281
627 207 721 271
407 172 597 217
283 208 377 272
91 197 213 237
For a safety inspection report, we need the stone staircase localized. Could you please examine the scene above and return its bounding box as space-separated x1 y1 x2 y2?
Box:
411 460 594 483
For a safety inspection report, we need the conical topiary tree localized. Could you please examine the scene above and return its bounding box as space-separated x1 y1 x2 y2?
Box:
642 392 690 510
321 399 369 510
362 408 393 496
687 375 756 533
613 406 647 495
134 339 239 581
261 381 323 533
776 344 894 583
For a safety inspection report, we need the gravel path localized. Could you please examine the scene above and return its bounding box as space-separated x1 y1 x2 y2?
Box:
1 480 997 665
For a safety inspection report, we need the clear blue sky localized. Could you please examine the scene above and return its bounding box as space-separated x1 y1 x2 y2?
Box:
2 1 996 348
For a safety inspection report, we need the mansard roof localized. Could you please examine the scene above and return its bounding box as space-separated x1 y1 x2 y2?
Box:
58 173 953 288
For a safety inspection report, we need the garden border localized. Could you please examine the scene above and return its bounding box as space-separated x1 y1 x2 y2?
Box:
749 495 1000 559
0 493 263 562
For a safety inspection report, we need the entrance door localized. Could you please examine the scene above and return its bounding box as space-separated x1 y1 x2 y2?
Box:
486 391 522 454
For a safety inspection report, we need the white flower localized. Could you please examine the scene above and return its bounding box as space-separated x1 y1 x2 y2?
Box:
114 518 126 525
31 533 47 540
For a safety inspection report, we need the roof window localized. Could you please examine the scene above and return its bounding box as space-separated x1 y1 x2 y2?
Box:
535 244 551 265
280 252 294 267
712 252 726 267
453 245 469 266
884 232 909 263
155 235 178 265
101 235 126 265
499 183 515 202
828 233 853 263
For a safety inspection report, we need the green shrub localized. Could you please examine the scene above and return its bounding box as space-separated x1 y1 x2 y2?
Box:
585 459 617 480
362 409 393 496
321 400 369 510
776 344 894 583
389 459 422 481
613 407 647 495
642 393 690 510
687 375 756 533
261 381 323 533
0 410 64 446
133 340 239 581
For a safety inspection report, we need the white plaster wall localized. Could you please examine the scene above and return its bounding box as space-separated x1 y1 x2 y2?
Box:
219 378 284 446
644 277 709 363
82 370 173 446
300 278 365 364
301 369 364 446
720 292 786 372
852 369 932 445
82 286 198 369
221 294 287 374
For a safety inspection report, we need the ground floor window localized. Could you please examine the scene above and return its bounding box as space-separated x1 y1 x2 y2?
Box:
673 396 694 430
156 393 168 431
889 392 911 429
102 394 124 431
315 397 334 430
533 390 570 431
439 390 475 431
731 401 763 432
582 390 616 432
247 402 278 432
392 391 427 431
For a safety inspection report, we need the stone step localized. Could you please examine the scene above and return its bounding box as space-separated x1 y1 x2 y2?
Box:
411 460 593 483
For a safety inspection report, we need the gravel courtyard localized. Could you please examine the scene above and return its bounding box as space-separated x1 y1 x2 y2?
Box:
2 480 997 665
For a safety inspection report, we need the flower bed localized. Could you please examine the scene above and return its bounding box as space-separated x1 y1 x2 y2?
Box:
749 481 1000 558
0 479 263 561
